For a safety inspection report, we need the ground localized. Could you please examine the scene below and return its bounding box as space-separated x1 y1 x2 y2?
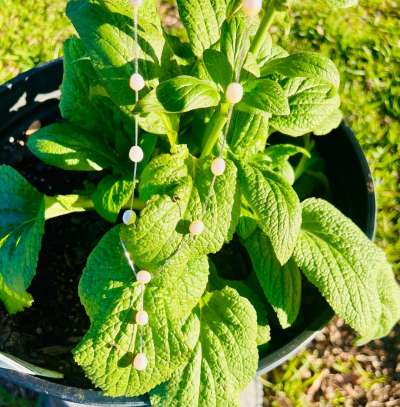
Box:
0 0 399 405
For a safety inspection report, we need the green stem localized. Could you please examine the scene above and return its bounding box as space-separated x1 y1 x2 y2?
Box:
201 103 230 158
294 135 313 181
44 195 145 220
249 0 278 57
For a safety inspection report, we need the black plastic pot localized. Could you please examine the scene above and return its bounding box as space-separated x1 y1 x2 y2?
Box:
0 60 376 406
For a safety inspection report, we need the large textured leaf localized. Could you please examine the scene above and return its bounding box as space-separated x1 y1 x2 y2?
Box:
242 228 301 328
239 79 290 116
227 111 269 159
156 76 220 113
67 0 164 106
203 49 233 88
60 37 131 155
237 162 301 265
176 0 228 57
92 176 132 223
261 52 340 89
28 123 121 172
121 145 240 267
209 264 270 345
293 198 400 343
270 77 340 137
150 287 258 407
74 226 209 396
0 166 45 314
221 14 251 80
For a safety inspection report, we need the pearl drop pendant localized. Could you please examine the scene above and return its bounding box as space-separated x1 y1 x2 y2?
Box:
225 82 244 104
189 220 205 236
130 73 145 92
136 310 149 326
242 0 263 16
137 270 152 284
211 158 226 176
122 209 136 226
130 0 143 8
133 353 148 371
129 145 144 163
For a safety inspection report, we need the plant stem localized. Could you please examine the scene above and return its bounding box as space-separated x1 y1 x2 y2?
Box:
201 103 230 158
249 0 278 57
44 194 145 220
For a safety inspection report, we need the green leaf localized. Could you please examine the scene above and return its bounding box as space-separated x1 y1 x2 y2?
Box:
176 0 228 57
261 52 340 89
156 76 220 113
92 176 132 223
0 166 45 314
313 108 343 135
150 287 258 407
270 78 340 137
67 0 164 106
228 111 269 159
238 79 290 116
237 161 301 264
264 144 311 166
209 264 270 345
322 0 358 8
74 226 210 396
203 49 233 88
122 145 240 267
60 37 131 155
220 14 251 80
293 198 400 343
27 123 120 172
242 228 301 328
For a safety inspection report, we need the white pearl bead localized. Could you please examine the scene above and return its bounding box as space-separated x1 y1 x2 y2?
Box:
130 73 145 92
122 210 136 225
129 145 144 163
130 0 143 8
211 158 226 176
189 220 205 236
133 353 148 371
135 310 149 326
137 270 152 284
225 82 244 104
242 0 263 16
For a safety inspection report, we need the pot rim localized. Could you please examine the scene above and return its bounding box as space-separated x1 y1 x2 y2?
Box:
0 60 377 405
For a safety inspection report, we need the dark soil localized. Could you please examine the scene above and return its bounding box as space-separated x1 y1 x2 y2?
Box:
0 125 111 388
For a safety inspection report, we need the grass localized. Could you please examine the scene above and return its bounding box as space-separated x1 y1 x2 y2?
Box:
0 385 35 407
0 0 399 405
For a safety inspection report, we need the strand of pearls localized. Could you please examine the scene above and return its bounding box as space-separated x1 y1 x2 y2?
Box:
120 0 150 372
189 0 261 238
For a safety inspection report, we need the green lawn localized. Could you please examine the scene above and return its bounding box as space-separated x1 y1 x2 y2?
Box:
0 0 399 405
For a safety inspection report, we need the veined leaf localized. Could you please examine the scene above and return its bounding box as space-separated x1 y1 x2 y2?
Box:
74 226 209 396
237 161 301 265
270 77 340 137
150 287 258 407
242 228 301 328
67 0 164 106
221 14 251 80
293 198 400 343
60 37 131 155
227 111 269 159
176 0 228 57
261 52 340 89
122 145 240 267
0 166 45 314
156 76 220 113
28 123 120 172
209 264 270 345
203 49 233 88
238 79 290 116
313 108 343 135
92 176 132 223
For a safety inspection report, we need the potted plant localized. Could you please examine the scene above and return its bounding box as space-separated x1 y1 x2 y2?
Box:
0 0 399 406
